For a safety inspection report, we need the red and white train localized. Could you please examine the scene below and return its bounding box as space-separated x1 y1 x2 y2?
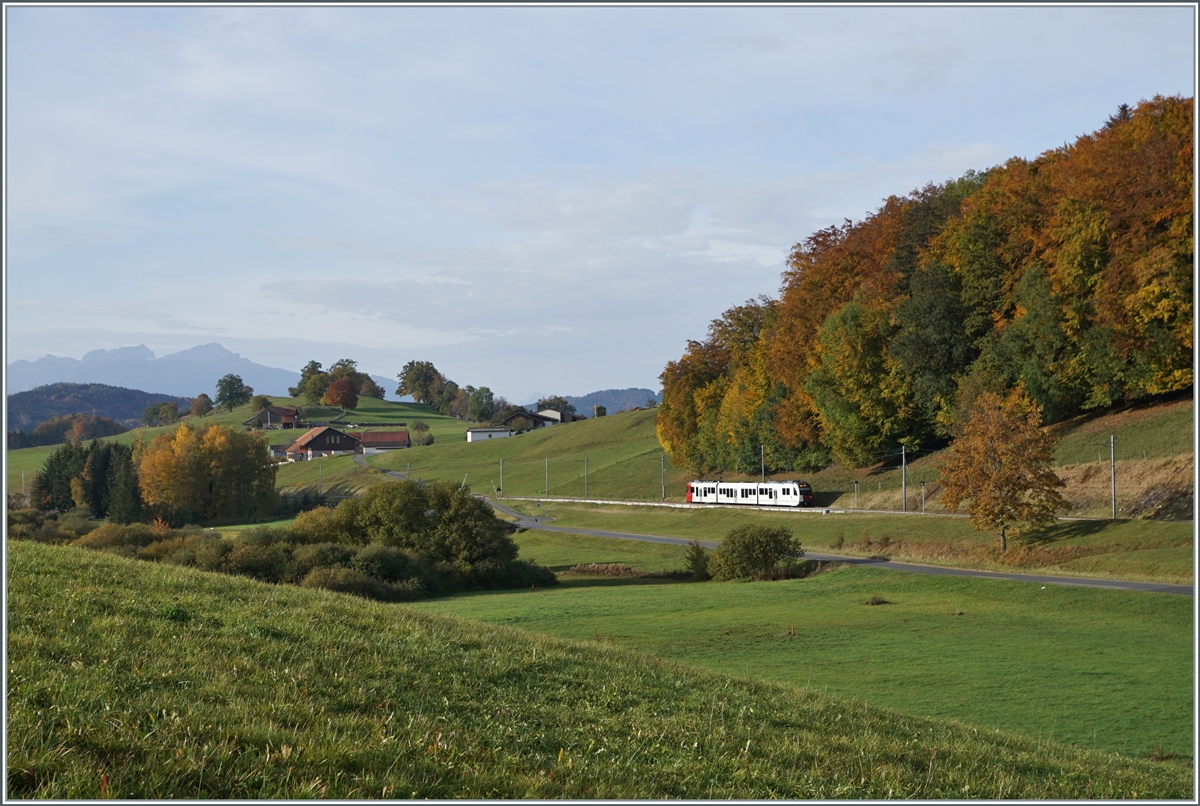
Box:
686 480 814 507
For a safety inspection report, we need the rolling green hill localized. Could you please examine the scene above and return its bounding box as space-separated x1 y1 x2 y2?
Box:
7 540 1190 799
416 535 1194 759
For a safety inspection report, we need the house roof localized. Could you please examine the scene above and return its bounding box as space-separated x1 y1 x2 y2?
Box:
244 405 300 425
467 426 512 432
358 430 410 446
500 410 556 425
285 426 359 453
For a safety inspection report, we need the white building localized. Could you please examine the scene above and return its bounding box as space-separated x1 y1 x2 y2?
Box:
466 427 515 442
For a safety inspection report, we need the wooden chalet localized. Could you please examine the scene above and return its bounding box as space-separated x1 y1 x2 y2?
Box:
284 426 360 461
244 405 300 429
499 410 557 431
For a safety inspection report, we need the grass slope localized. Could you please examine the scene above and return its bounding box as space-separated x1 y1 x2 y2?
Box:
368 408 692 500
7 541 1190 799
505 501 1194 584
417 534 1195 759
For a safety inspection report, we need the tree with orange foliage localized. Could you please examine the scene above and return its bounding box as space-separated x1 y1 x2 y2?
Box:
938 389 1066 552
324 377 359 412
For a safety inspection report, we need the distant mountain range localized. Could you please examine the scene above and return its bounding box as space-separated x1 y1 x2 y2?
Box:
6 343 394 399
565 388 661 415
7 383 194 431
6 343 300 398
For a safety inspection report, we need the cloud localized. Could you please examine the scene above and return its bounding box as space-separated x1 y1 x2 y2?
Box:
708 34 786 53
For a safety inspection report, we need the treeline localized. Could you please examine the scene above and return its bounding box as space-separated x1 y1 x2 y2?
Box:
32 422 278 526
396 360 581 423
289 359 385 407
7 413 128 449
658 96 1193 472
9 480 555 601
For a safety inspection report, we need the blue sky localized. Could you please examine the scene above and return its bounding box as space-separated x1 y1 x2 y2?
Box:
4 5 1195 403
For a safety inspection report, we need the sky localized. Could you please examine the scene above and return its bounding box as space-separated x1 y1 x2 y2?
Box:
4 4 1195 404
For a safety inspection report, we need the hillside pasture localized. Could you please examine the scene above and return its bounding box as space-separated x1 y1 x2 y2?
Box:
7 540 1190 799
502 501 1194 584
417 539 1195 759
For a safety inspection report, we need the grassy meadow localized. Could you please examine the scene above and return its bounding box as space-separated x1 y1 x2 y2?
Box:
503 501 1195 584
415 530 1195 759
7 540 1192 799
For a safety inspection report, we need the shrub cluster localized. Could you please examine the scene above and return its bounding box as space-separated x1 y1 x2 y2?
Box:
5 508 98 545
568 563 646 577
700 524 806 582
9 480 557 602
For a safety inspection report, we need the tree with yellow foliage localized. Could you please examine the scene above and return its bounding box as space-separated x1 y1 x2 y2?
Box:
939 389 1067 552
138 423 277 525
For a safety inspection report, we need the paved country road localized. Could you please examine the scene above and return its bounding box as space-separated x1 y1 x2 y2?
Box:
486 499 1194 597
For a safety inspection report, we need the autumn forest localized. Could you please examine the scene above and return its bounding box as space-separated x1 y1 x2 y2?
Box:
656 96 1193 473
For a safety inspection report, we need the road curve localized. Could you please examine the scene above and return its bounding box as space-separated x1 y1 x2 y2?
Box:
486 499 1193 597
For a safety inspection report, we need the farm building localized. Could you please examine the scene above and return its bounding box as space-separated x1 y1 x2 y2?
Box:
244 406 300 429
466 427 514 442
284 426 360 461
536 409 586 423
500 410 557 431
358 430 410 454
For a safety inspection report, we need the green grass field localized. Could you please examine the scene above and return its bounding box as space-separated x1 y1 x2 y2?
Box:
414 530 1195 759
502 501 1195 584
8 540 1191 798
367 408 691 501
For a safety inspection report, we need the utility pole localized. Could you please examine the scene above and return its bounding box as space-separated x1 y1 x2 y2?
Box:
854 480 859 510
545 458 549 497
661 453 666 501
1110 434 1117 520
760 444 765 484
319 464 322 496
584 457 588 498
901 445 907 512
920 481 926 514
499 458 503 498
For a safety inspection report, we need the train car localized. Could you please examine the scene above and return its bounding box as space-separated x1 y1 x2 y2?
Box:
686 480 814 507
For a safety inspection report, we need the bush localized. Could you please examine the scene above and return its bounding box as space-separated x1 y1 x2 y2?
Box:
160 533 223 568
225 541 293 582
709 524 804 581
138 532 210 562
300 566 395 601
292 506 356 545
291 543 357 581
193 538 238 573
351 543 422 583
496 559 559 589
684 540 711 581
74 522 156 551
58 509 98 540
570 563 644 577
5 510 73 545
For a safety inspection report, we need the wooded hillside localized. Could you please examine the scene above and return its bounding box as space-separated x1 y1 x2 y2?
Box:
6 383 193 431
658 96 1193 472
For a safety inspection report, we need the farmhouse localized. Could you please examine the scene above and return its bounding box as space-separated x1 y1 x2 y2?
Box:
284 426 360 461
466 426 514 442
537 409 585 423
357 430 410 454
244 406 300 429
500 410 558 431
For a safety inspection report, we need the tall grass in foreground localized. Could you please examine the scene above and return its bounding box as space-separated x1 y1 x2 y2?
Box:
7 541 1191 799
